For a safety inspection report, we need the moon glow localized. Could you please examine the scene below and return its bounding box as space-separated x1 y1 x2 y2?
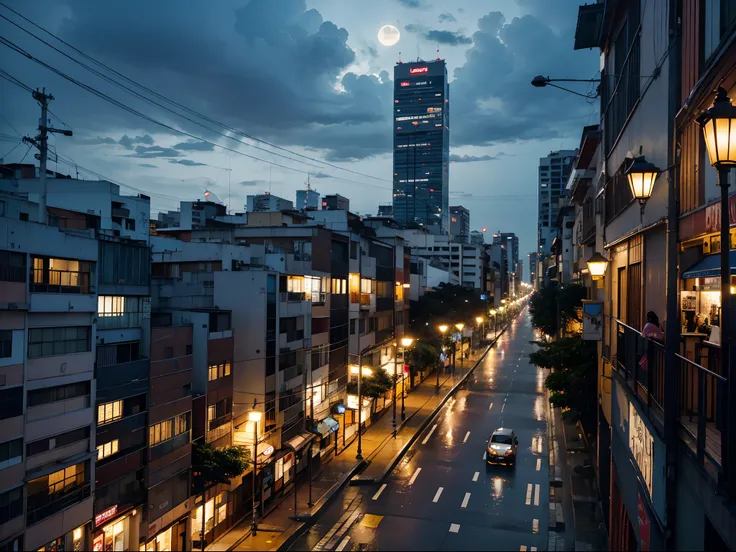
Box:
378 24 400 47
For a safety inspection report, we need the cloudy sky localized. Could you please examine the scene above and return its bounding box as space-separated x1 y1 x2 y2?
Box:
0 0 598 261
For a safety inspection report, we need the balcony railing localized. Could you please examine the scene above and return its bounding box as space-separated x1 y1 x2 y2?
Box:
26 484 91 526
280 291 307 303
614 319 665 423
97 312 143 330
30 269 90 294
677 353 725 477
0 265 26 283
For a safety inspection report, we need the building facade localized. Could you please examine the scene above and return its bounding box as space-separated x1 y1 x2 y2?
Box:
537 150 576 256
449 206 470 243
392 60 450 234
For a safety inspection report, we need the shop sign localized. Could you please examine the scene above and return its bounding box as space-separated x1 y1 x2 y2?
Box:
262 445 274 457
701 277 721 291
629 403 654 498
93 534 104 552
582 301 603 341
705 195 736 233
409 66 428 74
95 505 118 527
347 394 359 410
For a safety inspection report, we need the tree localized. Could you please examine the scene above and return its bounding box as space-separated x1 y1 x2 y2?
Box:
529 282 587 337
192 442 250 492
529 336 597 425
409 283 487 342
346 369 395 400
407 341 440 385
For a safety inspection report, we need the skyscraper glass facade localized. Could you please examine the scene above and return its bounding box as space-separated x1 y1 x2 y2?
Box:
392 60 449 234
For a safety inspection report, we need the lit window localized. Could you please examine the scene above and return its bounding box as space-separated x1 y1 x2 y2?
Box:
208 361 232 381
96 439 119 460
97 400 122 425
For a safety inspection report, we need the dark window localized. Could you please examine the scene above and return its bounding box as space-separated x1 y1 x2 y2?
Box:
0 438 22 467
350 242 358 260
26 426 89 457
0 486 22 525
27 381 90 407
26 461 89 525
18 212 28 221
0 330 11 358
350 319 356 335
0 387 22 420
0 251 26 283
97 341 140 367
186 344 193 355
98 241 150 287
28 326 91 358
164 346 174 358
0 535 22 552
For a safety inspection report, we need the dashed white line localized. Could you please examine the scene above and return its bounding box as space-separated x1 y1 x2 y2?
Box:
463 431 470 443
483 451 487 461
532 518 539 534
422 424 438 445
536 458 542 471
501 403 505 412
336 537 351 552
461 492 471 508
525 483 533 505
433 487 444 503
472 471 479 482
372 483 387 501
449 523 460 533
409 467 422 485
489 402 494 410
534 484 540 506
520 546 527 552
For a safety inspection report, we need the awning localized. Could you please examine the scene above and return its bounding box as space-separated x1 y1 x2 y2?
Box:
682 251 736 279
314 416 340 438
284 432 316 453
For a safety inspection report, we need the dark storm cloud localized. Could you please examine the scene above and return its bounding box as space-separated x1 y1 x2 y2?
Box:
169 159 207 166
75 136 118 145
450 153 508 163
239 180 266 187
404 24 426 34
311 172 331 179
425 30 472 46
138 163 157 168
3 0 595 162
398 0 422 7
172 139 215 152
119 134 154 150
438 13 457 23
126 145 182 158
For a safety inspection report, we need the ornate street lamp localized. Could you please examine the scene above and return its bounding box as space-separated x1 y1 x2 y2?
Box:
586 252 609 281
437 325 449 391
399 337 414 420
247 411 262 535
698 87 736 491
626 156 661 205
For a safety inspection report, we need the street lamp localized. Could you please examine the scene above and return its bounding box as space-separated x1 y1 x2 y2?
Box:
625 155 661 221
475 316 484 349
349 364 371 460
586 252 609 281
489 309 497 337
698 87 736 492
400 337 414 420
530 75 600 99
437 325 448 391
248 410 262 535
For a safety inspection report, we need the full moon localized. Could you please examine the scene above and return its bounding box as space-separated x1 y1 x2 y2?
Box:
377 24 400 47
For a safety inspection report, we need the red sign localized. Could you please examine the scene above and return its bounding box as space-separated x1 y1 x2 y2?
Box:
410 67 428 74
637 494 650 552
400 81 410 87
705 194 736 233
95 505 118 527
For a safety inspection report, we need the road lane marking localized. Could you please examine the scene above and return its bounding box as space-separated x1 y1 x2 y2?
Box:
409 467 422 485
534 484 540 506
520 546 527 551
536 436 543 454
525 483 532 505
449 523 460 533
489 402 494 410
336 537 351 552
501 403 505 412
536 458 541 471
483 451 487 460
422 424 438 445
532 518 539 534
472 471 479 482
372 483 387 501
463 431 470 443
461 492 471 508
531 548 537 551
433 487 444 503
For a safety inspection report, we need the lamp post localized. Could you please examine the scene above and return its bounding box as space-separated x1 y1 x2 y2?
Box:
248 411 262 536
489 309 497 338
455 323 465 372
438 324 448 391
392 342 398 438
400 337 414 420
350 364 372 460
698 86 736 491
475 316 484 349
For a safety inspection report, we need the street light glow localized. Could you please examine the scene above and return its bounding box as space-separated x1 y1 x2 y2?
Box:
401 337 414 347
438 324 449 334
248 411 262 423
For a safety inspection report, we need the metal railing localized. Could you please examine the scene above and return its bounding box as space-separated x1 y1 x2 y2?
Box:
26 484 91 526
30 269 91 294
97 312 143 330
677 353 725 473
614 319 665 417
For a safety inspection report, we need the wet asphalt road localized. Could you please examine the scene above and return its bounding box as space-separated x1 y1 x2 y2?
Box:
289 312 548 552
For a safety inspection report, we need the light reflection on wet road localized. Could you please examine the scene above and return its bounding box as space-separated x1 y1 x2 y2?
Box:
290 312 547 551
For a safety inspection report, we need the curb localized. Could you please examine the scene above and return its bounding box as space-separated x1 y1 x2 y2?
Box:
272 459 368 551
353 324 510 486
546 376 566 550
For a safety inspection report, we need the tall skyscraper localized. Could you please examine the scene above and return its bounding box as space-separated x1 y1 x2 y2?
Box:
392 59 450 234
449 205 470 243
493 232 519 267
537 150 576 255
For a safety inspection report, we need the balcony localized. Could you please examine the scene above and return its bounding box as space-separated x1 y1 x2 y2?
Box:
97 312 143 330
376 297 393 312
581 199 596 243
360 293 374 311
150 430 191 461
26 483 91 526
280 291 307 303
96 358 149 401
30 268 91 294
613 319 727 482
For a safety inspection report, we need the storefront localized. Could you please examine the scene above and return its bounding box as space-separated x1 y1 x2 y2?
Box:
140 519 187 552
93 507 139 552
610 377 666 551
190 490 229 548
313 416 340 463
36 524 88 552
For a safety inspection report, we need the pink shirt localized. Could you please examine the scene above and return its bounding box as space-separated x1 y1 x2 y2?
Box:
642 322 664 342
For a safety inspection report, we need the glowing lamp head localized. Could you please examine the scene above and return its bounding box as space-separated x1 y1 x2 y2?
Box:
401 337 414 348
625 156 660 204
438 324 449 334
455 323 465 331
586 252 609 280
475 316 484 324
698 87 736 168
248 411 262 423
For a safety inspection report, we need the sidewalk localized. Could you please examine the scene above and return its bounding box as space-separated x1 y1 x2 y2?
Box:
207 329 504 552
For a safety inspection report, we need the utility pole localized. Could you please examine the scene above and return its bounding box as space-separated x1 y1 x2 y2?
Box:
22 89 72 225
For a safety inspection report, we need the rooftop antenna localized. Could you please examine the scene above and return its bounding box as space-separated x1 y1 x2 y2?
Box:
268 164 272 194
416 40 421 62
436 43 441 61
398 51 402 64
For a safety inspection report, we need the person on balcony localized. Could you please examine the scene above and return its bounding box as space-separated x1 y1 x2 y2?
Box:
643 311 665 343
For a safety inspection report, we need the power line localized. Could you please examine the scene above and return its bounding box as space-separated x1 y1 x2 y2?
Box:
0 68 33 92
1 34 392 193
0 141 22 159
0 3 392 185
